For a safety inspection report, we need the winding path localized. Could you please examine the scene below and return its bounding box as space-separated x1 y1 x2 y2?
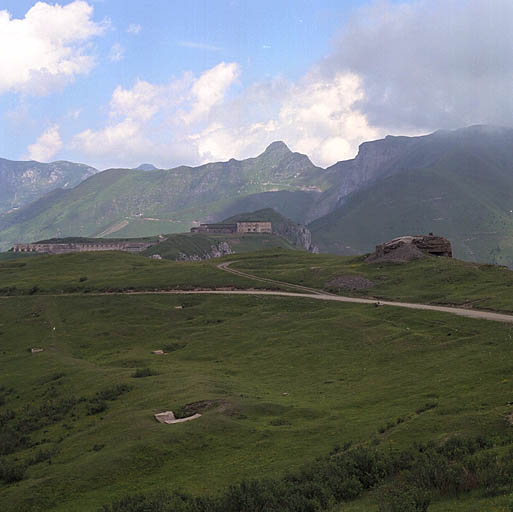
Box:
215 261 513 324
3 260 513 324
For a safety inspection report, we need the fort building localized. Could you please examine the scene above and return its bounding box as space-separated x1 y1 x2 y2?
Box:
11 241 154 254
191 221 272 234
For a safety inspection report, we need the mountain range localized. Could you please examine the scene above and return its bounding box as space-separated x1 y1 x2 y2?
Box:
2 125 513 266
0 158 97 215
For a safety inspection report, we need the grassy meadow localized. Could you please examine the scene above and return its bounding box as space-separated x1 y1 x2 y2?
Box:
1 251 513 510
228 249 513 312
0 252 264 295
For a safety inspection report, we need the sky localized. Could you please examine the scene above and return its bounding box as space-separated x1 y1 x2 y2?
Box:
0 0 511 170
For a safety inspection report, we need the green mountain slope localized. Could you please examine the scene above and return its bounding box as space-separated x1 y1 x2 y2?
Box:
0 158 97 214
213 189 319 224
309 126 513 266
0 142 325 251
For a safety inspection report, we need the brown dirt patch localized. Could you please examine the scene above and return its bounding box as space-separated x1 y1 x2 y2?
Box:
326 275 375 290
178 399 231 418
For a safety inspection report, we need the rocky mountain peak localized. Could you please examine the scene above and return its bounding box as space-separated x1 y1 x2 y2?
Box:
135 163 158 171
262 141 291 156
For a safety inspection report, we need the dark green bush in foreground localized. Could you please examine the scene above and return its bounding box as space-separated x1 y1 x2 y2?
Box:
99 435 513 512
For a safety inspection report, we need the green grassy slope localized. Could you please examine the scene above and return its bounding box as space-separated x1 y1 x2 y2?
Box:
0 252 513 511
213 189 319 225
2 290 513 511
0 252 263 295
227 249 513 313
143 232 296 260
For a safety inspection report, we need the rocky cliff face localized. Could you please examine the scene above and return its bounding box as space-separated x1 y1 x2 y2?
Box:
176 241 234 261
273 221 318 253
0 159 97 214
305 135 423 222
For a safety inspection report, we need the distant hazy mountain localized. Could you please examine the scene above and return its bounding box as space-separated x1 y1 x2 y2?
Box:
0 158 97 214
309 125 513 266
134 163 158 171
0 142 325 250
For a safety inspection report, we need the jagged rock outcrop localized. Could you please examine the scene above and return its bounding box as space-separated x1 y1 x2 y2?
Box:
367 235 452 263
306 135 423 222
273 221 318 253
176 241 234 261
0 158 97 214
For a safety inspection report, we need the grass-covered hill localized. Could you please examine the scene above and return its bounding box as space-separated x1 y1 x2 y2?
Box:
227 249 513 313
0 142 325 251
143 232 297 261
2 251 513 511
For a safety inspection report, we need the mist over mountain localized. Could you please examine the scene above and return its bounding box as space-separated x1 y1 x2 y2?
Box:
310 125 513 266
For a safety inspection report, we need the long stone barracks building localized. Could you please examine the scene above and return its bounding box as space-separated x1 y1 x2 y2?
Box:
191 221 272 234
11 241 154 254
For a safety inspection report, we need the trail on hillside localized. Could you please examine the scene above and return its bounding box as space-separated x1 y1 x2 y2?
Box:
2 261 513 323
215 261 513 324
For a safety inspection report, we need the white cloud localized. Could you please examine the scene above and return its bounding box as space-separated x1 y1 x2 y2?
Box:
182 62 240 124
0 1 105 95
27 125 62 162
109 42 124 62
126 23 141 35
71 60 380 168
191 72 379 166
72 62 241 167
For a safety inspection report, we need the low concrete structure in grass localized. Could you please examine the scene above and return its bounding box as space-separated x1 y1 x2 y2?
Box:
154 411 202 424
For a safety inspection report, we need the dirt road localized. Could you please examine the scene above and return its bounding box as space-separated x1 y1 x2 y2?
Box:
215 261 513 324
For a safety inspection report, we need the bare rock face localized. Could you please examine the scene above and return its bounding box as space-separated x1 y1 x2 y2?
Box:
176 241 234 261
368 235 452 263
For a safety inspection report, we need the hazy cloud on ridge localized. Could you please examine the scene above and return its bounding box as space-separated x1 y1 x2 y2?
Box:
324 0 513 132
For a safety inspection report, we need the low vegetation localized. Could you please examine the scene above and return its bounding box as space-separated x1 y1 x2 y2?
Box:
227 249 513 312
0 251 263 295
2 250 513 510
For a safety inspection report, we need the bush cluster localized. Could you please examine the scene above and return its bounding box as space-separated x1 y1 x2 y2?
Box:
99 435 513 512
132 368 158 378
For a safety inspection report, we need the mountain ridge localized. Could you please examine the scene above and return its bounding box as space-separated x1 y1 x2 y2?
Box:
0 158 98 215
4 125 513 266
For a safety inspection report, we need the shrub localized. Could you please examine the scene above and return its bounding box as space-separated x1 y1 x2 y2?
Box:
95 384 132 401
87 400 107 415
132 368 158 378
379 483 431 512
0 459 26 483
